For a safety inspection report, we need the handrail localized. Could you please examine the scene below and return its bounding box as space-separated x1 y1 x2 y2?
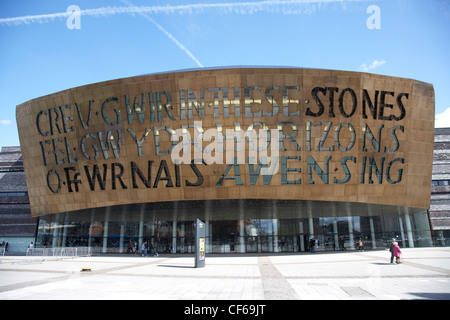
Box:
25 247 95 260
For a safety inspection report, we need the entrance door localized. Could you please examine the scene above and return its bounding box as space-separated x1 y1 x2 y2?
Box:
210 220 237 253
246 237 258 253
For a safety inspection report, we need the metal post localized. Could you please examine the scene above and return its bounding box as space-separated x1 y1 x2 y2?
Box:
369 218 376 249
195 219 206 268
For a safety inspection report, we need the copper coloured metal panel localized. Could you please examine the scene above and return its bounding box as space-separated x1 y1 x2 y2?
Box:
16 67 434 218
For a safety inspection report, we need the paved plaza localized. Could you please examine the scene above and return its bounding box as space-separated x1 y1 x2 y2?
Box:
0 247 449 300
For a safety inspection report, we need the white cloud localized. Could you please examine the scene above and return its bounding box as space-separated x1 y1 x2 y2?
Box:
360 59 386 72
0 120 12 125
435 108 450 128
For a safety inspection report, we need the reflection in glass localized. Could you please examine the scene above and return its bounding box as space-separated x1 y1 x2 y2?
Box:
35 200 435 253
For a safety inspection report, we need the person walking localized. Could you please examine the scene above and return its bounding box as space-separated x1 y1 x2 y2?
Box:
339 237 346 251
149 242 155 257
28 241 34 255
389 239 396 264
127 240 133 254
358 238 364 252
309 237 316 253
393 242 402 264
141 241 148 257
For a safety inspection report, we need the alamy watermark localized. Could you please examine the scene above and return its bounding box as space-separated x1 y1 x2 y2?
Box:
366 5 381 30
170 121 280 176
66 5 81 30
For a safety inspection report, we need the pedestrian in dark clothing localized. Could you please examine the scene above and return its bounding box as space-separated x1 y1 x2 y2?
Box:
309 238 316 253
149 242 155 256
389 239 396 264
339 237 346 251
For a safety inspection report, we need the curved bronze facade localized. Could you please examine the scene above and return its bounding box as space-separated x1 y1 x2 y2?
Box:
16 67 434 218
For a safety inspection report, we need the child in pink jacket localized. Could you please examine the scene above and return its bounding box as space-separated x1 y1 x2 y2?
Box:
393 242 402 264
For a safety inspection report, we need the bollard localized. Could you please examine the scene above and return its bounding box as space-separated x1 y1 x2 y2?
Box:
194 219 205 268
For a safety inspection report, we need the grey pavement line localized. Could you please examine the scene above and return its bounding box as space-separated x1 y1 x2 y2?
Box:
0 268 69 274
352 252 450 276
101 273 261 279
2 253 449 296
273 259 376 265
61 270 450 280
340 286 375 298
283 274 450 279
0 275 70 294
401 261 450 276
87 258 173 274
3 261 449 282
0 258 173 294
257 256 299 300
0 258 172 275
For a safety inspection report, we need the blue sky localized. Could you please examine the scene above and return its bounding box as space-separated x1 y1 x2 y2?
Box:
1 0 449 148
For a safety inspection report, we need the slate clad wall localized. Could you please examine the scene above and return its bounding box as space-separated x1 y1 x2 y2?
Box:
431 128 450 230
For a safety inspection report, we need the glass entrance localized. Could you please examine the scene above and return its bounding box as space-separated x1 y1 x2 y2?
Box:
210 220 238 253
35 200 434 254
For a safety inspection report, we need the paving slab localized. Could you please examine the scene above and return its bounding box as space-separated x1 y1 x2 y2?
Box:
0 247 449 300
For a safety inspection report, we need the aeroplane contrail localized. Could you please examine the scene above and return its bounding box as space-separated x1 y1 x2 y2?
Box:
0 0 373 67
0 0 373 26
